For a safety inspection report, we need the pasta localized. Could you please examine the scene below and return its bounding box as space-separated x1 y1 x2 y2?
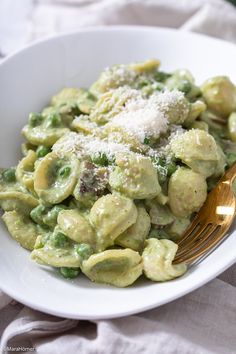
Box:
143 238 187 281
1 59 236 287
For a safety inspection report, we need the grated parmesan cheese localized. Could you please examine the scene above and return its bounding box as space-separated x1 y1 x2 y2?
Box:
162 126 186 160
153 89 190 124
108 86 143 107
110 94 165 143
85 139 130 158
154 89 186 112
109 89 188 143
53 131 130 160
53 88 188 163
147 124 186 162
102 65 137 88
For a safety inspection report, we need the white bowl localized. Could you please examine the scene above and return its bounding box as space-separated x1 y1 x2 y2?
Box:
0 26 236 320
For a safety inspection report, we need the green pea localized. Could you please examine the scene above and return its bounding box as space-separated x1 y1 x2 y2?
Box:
177 80 192 95
139 80 150 88
152 156 177 181
143 137 151 145
36 145 51 158
154 71 171 82
91 152 109 166
152 156 165 167
43 205 67 227
167 161 177 176
2 168 16 183
76 243 93 260
151 157 168 183
47 113 62 127
58 166 71 178
59 267 80 279
29 112 43 127
153 82 164 91
51 232 69 248
30 204 48 224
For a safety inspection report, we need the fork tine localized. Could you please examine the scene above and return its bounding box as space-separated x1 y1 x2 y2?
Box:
174 225 225 264
192 230 232 266
174 224 219 263
176 217 200 247
174 162 236 264
192 224 231 259
176 222 209 255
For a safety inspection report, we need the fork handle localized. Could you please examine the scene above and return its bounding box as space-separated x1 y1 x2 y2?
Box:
221 162 236 183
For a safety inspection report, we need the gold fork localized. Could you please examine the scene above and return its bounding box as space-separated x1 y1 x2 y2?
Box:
174 163 236 264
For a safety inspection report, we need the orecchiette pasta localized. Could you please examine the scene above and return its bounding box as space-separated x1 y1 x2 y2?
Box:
228 112 236 142
34 152 79 204
109 153 161 199
22 112 70 147
0 191 39 215
16 150 37 194
168 167 207 218
3 210 39 250
81 249 142 287
31 245 81 268
89 193 137 251
57 209 96 245
201 76 236 118
170 129 220 177
115 206 151 251
146 200 174 227
142 238 187 281
2 59 235 286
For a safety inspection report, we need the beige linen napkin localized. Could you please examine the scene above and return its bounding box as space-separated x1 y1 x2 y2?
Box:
1 0 236 353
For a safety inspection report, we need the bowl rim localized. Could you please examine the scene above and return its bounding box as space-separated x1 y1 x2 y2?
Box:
0 25 236 319
1 25 236 68
0 253 235 320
